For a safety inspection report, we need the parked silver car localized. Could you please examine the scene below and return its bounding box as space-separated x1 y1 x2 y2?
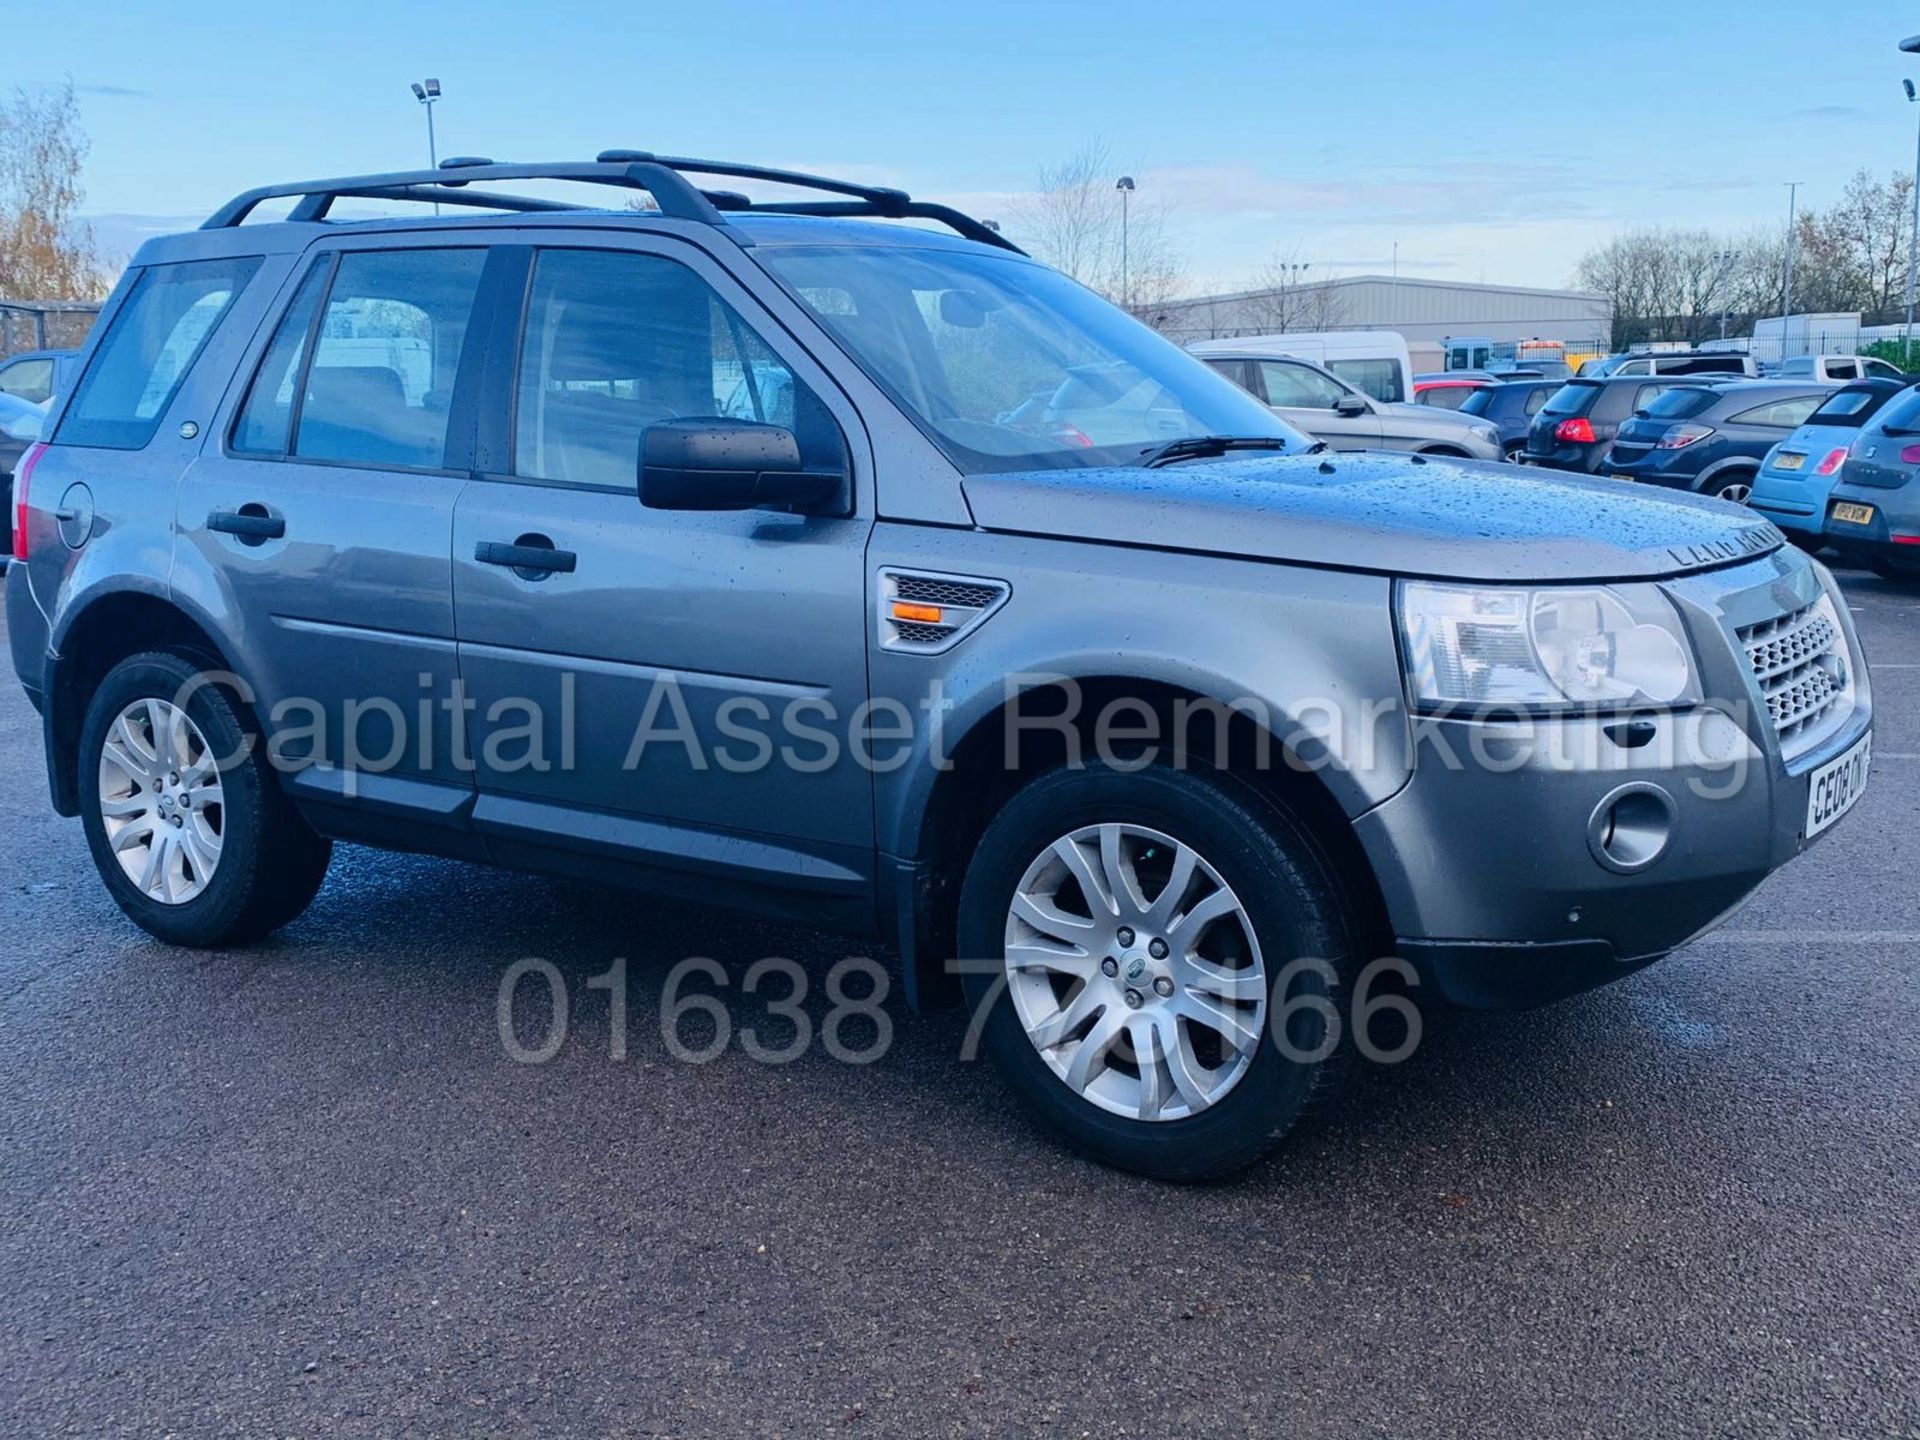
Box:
1191 345 1505 461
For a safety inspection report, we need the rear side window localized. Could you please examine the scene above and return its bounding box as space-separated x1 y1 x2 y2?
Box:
293 249 486 470
58 255 261 450
1523 386 1551 416
1640 387 1718 420
0 357 54 404
1731 395 1824 429
232 259 331 454
1327 357 1401 403
1540 382 1598 416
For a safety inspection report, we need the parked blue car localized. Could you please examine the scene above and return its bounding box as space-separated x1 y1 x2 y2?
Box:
1749 379 1910 547
1456 379 1563 459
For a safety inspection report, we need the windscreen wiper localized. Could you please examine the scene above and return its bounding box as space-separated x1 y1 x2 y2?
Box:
1136 435 1301 468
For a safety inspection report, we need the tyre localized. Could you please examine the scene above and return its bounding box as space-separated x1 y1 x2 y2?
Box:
1701 471 1755 505
78 650 331 947
957 763 1359 1182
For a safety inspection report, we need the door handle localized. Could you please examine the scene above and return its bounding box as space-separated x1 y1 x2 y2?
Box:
475 539 577 575
207 507 285 542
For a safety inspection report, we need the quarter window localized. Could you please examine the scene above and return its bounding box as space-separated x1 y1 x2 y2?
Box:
512 248 843 491
58 255 261 450
293 249 486 470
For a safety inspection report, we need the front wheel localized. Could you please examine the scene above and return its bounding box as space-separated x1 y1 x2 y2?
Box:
79 650 332 947
957 764 1359 1181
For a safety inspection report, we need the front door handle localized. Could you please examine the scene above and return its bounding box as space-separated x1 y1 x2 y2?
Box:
475 539 577 576
208 507 285 542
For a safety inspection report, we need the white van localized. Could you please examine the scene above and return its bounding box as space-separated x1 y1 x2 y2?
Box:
1189 331 1415 404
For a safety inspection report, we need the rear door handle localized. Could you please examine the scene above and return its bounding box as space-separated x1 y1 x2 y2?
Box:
475 540 577 575
207 507 285 542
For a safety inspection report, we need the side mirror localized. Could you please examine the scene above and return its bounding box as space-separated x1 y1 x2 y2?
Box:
1333 393 1369 418
639 418 843 512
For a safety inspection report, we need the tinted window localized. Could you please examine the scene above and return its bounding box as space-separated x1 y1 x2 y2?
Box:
1327 357 1401 403
1730 394 1825 429
1877 387 1920 433
0 357 53 404
231 259 330 455
58 256 261 450
1806 388 1883 424
1418 385 1473 410
1457 387 1495 417
1259 360 1346 409
293 249 485 469
1640 387 1718 420
1203 358 1249 391
1540 381 1599 416
514 248 844 491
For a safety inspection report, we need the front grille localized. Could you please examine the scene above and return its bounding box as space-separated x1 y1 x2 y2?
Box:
1738 602 1848 749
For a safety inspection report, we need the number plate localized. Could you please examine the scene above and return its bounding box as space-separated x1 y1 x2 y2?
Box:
1831 501 1877 526
1806 731 1872 839
1775 451 1805 471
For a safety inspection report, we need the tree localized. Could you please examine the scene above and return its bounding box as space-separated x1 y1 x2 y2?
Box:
0 80 104 301
1011 141 1187 320
1237 248 1348 333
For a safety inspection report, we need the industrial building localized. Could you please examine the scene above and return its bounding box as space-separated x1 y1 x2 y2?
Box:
1147 274 1613 352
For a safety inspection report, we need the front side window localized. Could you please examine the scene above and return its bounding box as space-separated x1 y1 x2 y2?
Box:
1327 357 1401 403
759 244 1306 473
59 255 261 450
294 249 486 469
1258 359 1347 409
512 248 844 491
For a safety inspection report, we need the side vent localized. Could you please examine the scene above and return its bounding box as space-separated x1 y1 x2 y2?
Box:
878 569 1010 654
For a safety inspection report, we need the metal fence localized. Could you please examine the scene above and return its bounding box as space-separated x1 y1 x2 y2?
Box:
0 299 102 359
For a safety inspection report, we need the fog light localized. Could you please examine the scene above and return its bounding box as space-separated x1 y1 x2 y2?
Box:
1587 783 1676 874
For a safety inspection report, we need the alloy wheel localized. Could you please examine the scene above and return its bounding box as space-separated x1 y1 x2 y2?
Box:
97 697 225 905
1003 822 1267 1122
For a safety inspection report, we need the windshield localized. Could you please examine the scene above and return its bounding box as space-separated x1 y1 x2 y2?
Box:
757 245 1311 473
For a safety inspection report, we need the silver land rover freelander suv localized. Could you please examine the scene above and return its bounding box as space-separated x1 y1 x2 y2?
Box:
7 153 1874 1180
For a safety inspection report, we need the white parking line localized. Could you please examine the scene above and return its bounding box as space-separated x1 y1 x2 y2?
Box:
1873 663 1920 670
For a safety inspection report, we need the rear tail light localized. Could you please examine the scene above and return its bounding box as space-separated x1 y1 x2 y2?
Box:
1895 533 1920 546
1050 424 1094 448
1554 417 1596 444
1899 444 1920 466
1656 424 1715 449
1814 447 1849 475
11 441 47 563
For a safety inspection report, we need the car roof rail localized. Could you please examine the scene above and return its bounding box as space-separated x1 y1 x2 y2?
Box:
201 152 1026 254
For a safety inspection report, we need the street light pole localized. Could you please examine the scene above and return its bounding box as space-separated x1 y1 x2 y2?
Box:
410 79 442 213
1115 176 1135 312
1904 80 1920 362
1782 181 1801 323
1711 249 1738 340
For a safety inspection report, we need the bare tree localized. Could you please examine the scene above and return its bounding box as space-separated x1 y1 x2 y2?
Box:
0 80 104 301
1012 141 1187 318
1237 248 1348 333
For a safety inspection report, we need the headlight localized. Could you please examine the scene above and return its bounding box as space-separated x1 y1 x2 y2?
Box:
1471 423 1499 445
1398 581 1700 711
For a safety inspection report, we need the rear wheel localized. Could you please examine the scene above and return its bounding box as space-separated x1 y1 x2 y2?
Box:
957 763 1359 1182
1701 471 1755 505
79 651 332 947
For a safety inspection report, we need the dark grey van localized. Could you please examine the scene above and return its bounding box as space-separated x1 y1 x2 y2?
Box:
6 154 1875 1179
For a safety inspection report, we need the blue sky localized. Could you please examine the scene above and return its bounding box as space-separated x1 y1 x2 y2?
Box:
20 0 1920 291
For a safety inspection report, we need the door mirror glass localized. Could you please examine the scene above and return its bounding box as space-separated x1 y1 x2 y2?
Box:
639 418 843 511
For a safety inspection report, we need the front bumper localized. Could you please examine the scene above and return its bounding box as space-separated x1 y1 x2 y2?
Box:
1354 551 1872 1008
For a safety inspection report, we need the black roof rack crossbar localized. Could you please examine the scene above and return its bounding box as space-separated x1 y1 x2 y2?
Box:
204 160 725 229
202 152 1024 253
